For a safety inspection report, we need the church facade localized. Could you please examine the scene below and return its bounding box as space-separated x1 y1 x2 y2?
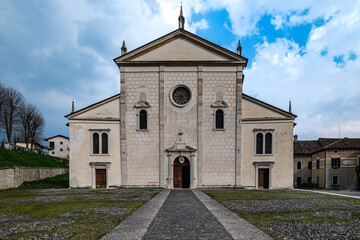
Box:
66 11 296 189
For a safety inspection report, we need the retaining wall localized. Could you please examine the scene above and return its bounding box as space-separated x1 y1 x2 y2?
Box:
0 167 68 190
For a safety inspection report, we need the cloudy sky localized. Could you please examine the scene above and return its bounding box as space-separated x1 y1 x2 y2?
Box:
0 0 359 141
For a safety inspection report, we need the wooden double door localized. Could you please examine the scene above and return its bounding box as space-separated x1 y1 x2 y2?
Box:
258 169 269 189
96 169 106 188
173 157 190 188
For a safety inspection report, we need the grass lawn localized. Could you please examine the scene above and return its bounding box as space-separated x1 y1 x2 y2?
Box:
204 189 360 239
20 173 69 188
0 188 161 239
0 148 67 168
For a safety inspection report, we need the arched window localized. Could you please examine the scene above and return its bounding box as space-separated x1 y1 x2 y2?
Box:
102 133 108 154
297 161 301 169
93 133 99 154
256 133 263 154
265 133 272 154
139 110 147 130
215 110 224 129
308 161 312 169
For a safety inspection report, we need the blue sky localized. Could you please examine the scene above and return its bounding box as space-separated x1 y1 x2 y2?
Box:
0 0 359 142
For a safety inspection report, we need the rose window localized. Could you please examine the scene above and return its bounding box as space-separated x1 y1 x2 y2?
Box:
171 86 191 106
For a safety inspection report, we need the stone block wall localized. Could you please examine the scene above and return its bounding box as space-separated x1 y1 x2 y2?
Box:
0 167 68 190
202 71 237 186
125 68 160 186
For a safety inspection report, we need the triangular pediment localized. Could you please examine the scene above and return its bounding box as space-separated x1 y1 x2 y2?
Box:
114 29 247 64
65 94 120 120
242 94 296 120
132 38 229 61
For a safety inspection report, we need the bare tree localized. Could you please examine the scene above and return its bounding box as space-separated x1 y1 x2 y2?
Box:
0 83 5 113
29 111 45 150
0 87 25 143
0 84 5 136
17 103 37 148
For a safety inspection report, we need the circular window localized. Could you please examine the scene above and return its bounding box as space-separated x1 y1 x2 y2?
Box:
170 85 192 107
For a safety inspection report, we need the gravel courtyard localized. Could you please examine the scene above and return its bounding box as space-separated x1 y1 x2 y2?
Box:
204 189 360 239
0 188 160 240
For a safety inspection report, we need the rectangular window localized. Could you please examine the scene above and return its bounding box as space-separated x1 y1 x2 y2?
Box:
297 177 301 185
308 177 312 184
316 176 319 184
60 142 63 145
60 148 63 152
308 161 312 169
51 151 55 154
332 176 339 185
49 142 54 149
91 131 110 155
256 133 263 154
255 132 273 155
316 160 320 169
331 158 340 168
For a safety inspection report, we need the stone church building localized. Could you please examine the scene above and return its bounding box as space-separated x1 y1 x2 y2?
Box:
66 9 296 189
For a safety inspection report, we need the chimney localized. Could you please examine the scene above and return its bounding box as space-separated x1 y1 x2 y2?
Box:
294 134 298 143
121 40 127 55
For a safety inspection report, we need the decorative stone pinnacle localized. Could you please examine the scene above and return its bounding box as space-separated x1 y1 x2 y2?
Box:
289 100 292 113
178 6 185 29
121 40 127 55
237 40 242 55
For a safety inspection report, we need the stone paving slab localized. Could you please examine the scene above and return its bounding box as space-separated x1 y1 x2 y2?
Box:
101 189 170 240
193 190 272 240
143 190 234 240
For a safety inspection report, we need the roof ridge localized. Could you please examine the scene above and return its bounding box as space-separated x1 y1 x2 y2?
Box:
322 138 345 149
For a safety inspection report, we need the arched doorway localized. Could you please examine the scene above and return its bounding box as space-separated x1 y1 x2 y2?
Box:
173 156 190 188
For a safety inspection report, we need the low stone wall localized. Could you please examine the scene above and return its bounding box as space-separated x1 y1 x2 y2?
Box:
0 167 68 190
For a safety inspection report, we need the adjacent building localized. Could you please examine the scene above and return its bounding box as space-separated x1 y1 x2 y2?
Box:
294 136 360 190
44 135 70 160
66 9 296 189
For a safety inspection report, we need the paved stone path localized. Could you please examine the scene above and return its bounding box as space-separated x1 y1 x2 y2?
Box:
143 190 234 240
102 189 272 240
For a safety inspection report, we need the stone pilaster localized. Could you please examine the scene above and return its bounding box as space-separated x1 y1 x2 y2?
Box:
159 66 165 187
120 67 127 186
197 66 203 187
235 66 244 187
167 153 173 188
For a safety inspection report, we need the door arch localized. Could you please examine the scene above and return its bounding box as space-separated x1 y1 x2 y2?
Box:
173 156 190 188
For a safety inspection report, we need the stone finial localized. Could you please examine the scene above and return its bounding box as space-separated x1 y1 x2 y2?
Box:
121 40 127 55
71 100 75 113
237 40 242 55
289 100 292 113
178 6 185 29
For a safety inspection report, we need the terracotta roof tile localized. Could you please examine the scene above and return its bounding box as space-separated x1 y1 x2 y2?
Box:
294 140 322 155
294 138 360 155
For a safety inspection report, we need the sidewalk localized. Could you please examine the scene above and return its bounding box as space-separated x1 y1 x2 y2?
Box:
295 188 360 199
